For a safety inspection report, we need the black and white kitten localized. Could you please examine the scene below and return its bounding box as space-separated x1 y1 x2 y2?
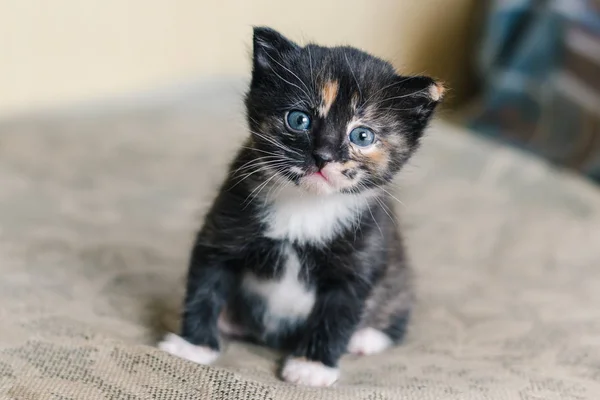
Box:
159 27 443 387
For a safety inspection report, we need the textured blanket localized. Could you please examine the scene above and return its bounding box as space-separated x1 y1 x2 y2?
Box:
1 81 600 399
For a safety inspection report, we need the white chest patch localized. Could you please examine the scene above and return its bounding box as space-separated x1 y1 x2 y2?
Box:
243 245 315 331
263 185 370 245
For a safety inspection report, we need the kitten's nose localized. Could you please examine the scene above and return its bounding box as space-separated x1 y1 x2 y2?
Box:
313 149 334 169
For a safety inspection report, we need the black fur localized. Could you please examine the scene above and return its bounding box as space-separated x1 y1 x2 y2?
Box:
176 27 442 375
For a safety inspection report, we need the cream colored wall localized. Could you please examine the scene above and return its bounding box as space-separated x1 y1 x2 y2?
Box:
0 0 478 117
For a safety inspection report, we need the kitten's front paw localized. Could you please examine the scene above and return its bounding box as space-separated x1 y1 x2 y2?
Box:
348 327 393 356
158 333 219 365
281 357 339 387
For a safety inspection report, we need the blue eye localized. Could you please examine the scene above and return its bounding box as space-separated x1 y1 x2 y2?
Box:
349 127 375 147
286 110 311 132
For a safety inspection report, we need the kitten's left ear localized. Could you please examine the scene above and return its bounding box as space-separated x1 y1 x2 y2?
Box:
392 75 445 105
252 27 300 70
387 75 445 126
384 75 445 141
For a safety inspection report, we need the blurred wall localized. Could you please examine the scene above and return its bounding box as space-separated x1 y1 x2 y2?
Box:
0 0 478 118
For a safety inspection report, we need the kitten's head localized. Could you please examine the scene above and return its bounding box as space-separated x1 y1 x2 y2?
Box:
245 27 444 196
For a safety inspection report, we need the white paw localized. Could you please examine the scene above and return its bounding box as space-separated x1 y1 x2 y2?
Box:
158 333 219 365
347 327 393 356
281 358 339 387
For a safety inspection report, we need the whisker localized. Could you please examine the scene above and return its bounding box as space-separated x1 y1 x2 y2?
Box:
249 130 303 157
243 179 272 208
351 184 370 242
231 162 290 183
265 169 291 199
232 160 291 182
365 199 383 238
240 146 282 157
361 177 406 208
374 87 431 105
231 157 287 175
243 167 287 208
377 186 405 207
373 195 397 227
231 156 283 174
266 168 296 201
229 161 292 189
275 176 293 197
384 106 425 112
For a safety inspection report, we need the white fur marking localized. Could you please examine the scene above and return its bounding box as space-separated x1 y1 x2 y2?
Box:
429 83 444 101
347 327 393 355
289 166 304 176
243 245 315 331
264 184 372 244
281 358 340 387
158 333 219 365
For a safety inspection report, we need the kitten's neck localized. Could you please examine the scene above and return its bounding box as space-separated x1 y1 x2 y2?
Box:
261 183 381 245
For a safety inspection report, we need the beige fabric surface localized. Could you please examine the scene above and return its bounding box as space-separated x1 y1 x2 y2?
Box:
1 80 600 399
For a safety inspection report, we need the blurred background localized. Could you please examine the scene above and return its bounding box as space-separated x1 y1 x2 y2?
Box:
1 0 599 181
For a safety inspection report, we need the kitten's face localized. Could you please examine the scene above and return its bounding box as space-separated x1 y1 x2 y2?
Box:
245 27 443 196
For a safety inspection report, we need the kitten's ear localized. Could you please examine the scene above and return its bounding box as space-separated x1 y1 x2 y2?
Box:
392 75 445 106
385 75 445 141
252 27 299 70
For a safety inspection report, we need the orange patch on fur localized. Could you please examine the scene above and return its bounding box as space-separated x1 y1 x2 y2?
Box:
340 160 359 169
364 147 389 166
320 80 339 116
429 82 446 101
351 144 389 171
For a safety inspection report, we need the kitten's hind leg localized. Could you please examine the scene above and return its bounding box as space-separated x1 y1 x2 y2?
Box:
347 311 410 355
351 249 412 356
347 327 393 356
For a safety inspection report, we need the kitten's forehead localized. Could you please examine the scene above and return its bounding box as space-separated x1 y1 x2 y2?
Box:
315 76 389 124
302 46 388 85
305 55 397 121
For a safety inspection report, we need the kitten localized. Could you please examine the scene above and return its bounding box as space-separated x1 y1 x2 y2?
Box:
159 27 444 387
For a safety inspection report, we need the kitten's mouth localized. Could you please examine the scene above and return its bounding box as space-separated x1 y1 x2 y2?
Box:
313 170 329 182
296 164 358 195
297 168 337 195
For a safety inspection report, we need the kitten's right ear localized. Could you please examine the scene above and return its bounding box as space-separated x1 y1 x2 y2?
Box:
252 27 299 70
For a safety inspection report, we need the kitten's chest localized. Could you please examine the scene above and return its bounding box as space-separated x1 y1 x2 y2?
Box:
242 243 316 332
262 186 365 245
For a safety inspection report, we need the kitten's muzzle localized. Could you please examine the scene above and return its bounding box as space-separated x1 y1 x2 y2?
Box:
312 149 335 170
